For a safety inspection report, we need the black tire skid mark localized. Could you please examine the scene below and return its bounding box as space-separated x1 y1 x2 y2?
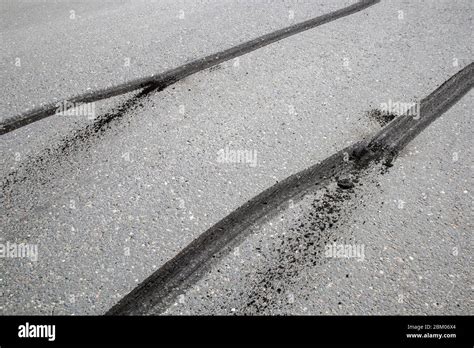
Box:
106 62 473 315
0 0 380 135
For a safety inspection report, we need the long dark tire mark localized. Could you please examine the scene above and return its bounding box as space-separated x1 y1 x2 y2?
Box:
0 0 379 135
106 63 473 315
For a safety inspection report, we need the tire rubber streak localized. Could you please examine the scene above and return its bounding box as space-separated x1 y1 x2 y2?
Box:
107 63 473 315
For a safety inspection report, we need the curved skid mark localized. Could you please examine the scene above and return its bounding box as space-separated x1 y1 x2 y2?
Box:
106 62 473 315
0 0 380 135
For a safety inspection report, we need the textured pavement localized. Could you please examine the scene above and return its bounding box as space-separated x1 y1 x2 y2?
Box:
163 90 473 315
0 0 472 315
0 0 352 118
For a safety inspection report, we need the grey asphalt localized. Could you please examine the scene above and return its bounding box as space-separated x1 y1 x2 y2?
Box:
0 0 352 119
0 0 472 315
163 90 473 315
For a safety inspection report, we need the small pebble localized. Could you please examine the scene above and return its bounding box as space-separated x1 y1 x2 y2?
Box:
337 178 354 189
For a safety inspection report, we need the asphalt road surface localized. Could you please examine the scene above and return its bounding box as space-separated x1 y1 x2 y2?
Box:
0 0 472 315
